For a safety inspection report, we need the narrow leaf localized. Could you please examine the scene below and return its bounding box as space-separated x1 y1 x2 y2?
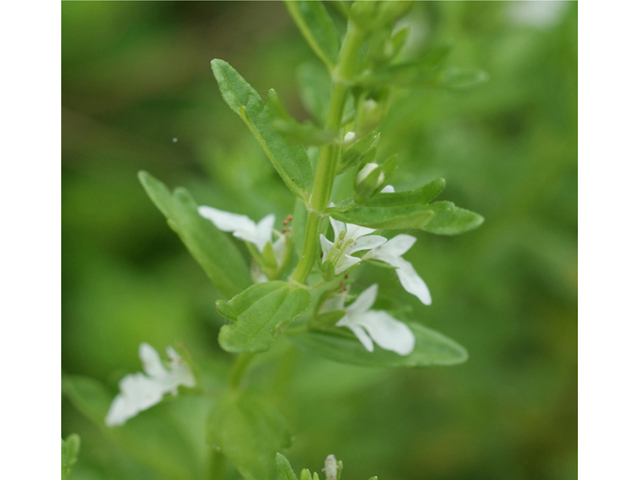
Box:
207 392 291 480
139 171 252 298
288 323 468 367
285 1 340 69
211 59 313 200
423 201 484 235
217 281 311 353
276 453 299 480
338 131 381 175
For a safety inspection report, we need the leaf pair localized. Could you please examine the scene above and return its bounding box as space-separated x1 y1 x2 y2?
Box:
217 281 311 353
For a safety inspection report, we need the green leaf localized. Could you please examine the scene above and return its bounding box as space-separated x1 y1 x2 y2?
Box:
211 59 313 200
139 171 251 299
435 67 489 89
359 178 446 207
276 453 299 480
217 281 311 353
285 1 340 69
267 90 336 146
288 322 468 367
338 131 380 175
62 434 81 480
328 203 435 230
207 392 291 480
62 375 204 480
356 44 452 87
297 62 332 123
423 201 484 235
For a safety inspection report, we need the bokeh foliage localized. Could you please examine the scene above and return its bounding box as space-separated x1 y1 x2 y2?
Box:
62 2 577 480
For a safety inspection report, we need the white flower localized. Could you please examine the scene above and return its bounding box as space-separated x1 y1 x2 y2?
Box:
320 218 387 274
105 343 196 427
320 215 431 305
364 234 432 305
328 284 415 355
198 206 275 252
198 206 287 269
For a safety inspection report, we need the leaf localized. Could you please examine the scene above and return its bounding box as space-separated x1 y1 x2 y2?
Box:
62 434 81 480
284 1 340 69
267 90 336 146
139 171 252 299
288 322 468 367
207 392 291 480
62 375 204 480
276 453 299 480
329 203 435 230
423 201 484 235
297 62 332 123
338 131 381 175
211 59 313 200
359 178 446 207
217 281 311 353
356 44 452 87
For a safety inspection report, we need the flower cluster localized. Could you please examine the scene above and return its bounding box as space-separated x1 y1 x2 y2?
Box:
105 343 195 426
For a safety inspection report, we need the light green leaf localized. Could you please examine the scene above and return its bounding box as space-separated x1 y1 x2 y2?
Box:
139 171 252 299
62 375 203 480
328 203 435 230
217 281 311 353
435 67 489 89
423 201 485 235
285 1 340 69
276 453 299 480
62 434 81 480
288 322 468 367
207 392 291 480
211 59 313 200
293 198 308 258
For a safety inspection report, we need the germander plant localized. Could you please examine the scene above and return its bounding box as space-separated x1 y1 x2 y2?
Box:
63 2 486 479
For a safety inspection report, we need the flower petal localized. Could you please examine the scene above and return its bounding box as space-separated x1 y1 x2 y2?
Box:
339 322 374 352
376 234 417 258
319 234 334 262
381 185 395 193
394 257 432 305
329 217 346 239
253 214 276 252
350 234 387 253
346 284 378 315
335 254 361 274
198 206 256 234
344 222 376 241
359 311 415 355
139 343 166 378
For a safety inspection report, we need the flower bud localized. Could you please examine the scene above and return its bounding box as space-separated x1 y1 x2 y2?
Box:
323 455 338 480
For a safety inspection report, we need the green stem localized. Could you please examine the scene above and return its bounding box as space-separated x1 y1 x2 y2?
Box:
292 22 366 283
229 353 254 390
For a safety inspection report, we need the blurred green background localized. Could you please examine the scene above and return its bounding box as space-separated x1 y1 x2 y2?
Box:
62 2 577 480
